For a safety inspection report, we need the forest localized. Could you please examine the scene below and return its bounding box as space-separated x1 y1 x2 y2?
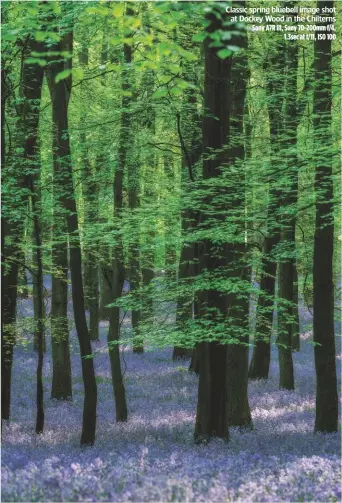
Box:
1 0 341 501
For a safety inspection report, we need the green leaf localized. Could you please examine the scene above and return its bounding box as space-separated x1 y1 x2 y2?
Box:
55 68 72 83
109 36 121 47
158 42 172 56
152 88 168 99
144 61 158 70
216 48 232 59
227 45 241 52
192 32 206 42
35 31 60 42
216 46 240 59
72 67 84 80
25 58 48 67
176 46 197 62
86 6 109 16
2 33 17 41
170 87 183 97
111 3 125 17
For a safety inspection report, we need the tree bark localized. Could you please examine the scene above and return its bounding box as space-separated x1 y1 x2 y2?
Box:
249 42 285 380
100 244 112 320
107 11 134 422
313 0 338 433
164 153 178 286
51 240 72 399
195 5 233 442
174 209 195 360
126 42 143 354
140 5 156 335
174 64 202 361
277 24 298 391
226 41 252 429
49 50 72 400
46 17 97 445
1 59 25 420
21 37 46 432
291 262 300 351
79 46 100 342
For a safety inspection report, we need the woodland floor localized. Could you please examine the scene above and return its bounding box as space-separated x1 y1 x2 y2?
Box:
2 287 341 502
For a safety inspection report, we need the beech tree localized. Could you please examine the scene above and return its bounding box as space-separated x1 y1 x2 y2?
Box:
45 5 97 445
312 0 338 433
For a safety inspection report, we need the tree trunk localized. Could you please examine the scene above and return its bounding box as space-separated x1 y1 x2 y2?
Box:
1 226 19 420
51 240 72 400
126 44 143 354
100 245 112 320
189 346 200 374
248 237 277 379
174 63 202 361
195 5 234 442
49 51 72 400
46 17 97 445
226 41 252 429
313 0 338 433
174 207 195 361
164 153 178 285
107 11 135 422
140 5 156 336
80 46 99 342
189 293 200 374
195 342 229 442
291 262 300 351
1 63 23 421
21 37 46 432
249 41 285 380
18 249 29 299
277 23 298 391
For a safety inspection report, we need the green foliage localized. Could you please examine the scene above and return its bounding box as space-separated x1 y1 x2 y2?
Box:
2 0 340 356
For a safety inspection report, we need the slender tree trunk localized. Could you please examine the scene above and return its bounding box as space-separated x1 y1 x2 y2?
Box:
82 151 100 342
1 64 23 420
107 12 134 421
126 45 143 354
80 46 99 341
174 62 202 361
188 231 202 372
248 237 278 379
249 42 285 380
46 18 97 445
164 153 178 285
100 245 112 320
141 5 156 334
313 0 338 433
49 52 72 400
33 238 46 353
18 249 29 299
1 224 19 420
277 26 298 391
51 239 72 399
291 262 300 351
129 178 143 354
21 37 46 432
173 208 194 360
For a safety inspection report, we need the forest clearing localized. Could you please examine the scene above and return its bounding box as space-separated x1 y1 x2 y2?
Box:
2 0 341 501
